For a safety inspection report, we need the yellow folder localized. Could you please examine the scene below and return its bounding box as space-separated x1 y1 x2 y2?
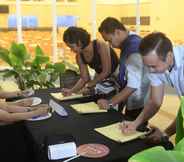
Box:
71 102 107 114
95 122 147 143
51 92 84 101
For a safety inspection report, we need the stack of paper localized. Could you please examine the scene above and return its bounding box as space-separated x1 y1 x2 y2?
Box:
95 122 147 143
71 102 107 114
48 142 77 160
51 93 84 101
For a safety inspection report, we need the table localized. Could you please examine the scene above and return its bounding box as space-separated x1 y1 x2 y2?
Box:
26 88 171 162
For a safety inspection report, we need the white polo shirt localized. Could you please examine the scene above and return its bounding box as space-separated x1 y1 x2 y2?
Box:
125 53 150 110
148 45 184 96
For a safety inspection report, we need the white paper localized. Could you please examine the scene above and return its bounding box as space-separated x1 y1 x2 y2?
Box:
49 99 68 116
48 142 77 160
31 97 42 106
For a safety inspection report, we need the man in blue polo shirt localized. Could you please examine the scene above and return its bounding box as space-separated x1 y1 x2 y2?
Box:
97 17 150 120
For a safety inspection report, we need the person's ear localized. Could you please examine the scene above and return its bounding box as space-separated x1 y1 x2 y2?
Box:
166 51 173 64
77 40 83 49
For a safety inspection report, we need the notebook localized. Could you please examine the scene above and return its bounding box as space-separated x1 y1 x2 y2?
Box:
71 102 107 114
95 122 147 143
51 92 84 101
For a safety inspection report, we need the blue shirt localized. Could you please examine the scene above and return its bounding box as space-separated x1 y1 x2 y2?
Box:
119 33 141 88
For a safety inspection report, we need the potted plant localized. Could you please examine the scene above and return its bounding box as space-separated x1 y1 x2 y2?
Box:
0 42 65 90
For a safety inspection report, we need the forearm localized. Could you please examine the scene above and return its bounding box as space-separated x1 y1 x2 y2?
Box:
164 118 176 137
71 78 88 93
3 110 42 122
0 102 29 113
135 100 160 126
111 87 135 105
88 72 109 87
0 91 20 99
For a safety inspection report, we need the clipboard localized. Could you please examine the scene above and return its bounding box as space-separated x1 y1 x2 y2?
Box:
71 102 107 114
51 92 85 101
95 122 149 143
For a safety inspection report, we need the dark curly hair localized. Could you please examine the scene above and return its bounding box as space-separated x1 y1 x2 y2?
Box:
63 26 90 49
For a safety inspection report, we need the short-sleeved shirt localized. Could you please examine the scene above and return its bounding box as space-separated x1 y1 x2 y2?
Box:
119 32 142 87
148 45 184 97
119 32 150 110
80 40 119 74
124 54 150 110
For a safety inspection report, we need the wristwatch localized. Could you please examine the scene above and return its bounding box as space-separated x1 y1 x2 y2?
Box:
161 132 169 143
108 101 118 111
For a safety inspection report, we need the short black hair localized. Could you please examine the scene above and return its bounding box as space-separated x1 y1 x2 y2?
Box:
98 17 127 34
139 32 173 60
63 26 90 49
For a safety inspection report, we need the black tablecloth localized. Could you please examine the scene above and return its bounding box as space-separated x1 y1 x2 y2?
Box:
26 88 167 162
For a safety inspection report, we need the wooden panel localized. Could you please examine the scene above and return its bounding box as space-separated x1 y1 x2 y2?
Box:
0 5 9 14
121 16 150 25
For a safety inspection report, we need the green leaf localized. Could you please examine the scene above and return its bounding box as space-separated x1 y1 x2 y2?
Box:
44 81 55 88
9 53 23 68
3 70 17 78
0 48 12 65
32 55 49 66
50 72 59 82
129 146 184 162
10 42 30 64
45 63 54 69
35 45 44 56
53 62 66 73
37 71 48 84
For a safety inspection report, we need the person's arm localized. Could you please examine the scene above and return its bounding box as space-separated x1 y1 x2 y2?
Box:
146 118 176 143
135 84 165 127
0 89 34 99
164 117 176 137
112 53 144 105
111 87 135 105
0 102 29 113
98 87 135 110
87 41 111 88
70 54 90 93
0 107 48 123
98 53 143 109
0 91 20 99
120 84 165 134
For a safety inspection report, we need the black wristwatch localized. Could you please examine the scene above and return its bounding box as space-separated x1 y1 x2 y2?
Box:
108 101 118 111
161 133 169 143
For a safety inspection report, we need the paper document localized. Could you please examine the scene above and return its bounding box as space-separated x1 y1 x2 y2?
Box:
48 142 77 160
51 93 84 101
95 122 147 143
49 99 68 117
71 102 107 114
